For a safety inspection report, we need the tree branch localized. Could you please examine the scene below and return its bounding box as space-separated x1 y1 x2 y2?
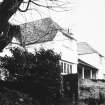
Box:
18 0 31 12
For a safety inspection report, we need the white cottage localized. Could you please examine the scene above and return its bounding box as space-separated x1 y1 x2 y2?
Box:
77 42 105 79
9 17 78 75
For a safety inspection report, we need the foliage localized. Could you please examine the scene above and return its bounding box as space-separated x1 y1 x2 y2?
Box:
0 47 62 105
0 87 40 105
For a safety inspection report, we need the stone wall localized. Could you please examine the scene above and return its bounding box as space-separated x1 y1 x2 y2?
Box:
79 79 105 100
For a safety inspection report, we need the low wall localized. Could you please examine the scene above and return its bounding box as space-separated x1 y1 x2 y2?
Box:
79 79 105 100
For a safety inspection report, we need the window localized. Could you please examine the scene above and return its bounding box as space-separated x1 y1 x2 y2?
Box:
60 60 73 74
67 64 69 74
61 62 63 73
64 63 66 73
70 65 72 73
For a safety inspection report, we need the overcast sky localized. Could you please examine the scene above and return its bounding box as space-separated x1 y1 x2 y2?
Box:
53 0 105 56
72 0 105 56
50 0 105 56
9 0 105 56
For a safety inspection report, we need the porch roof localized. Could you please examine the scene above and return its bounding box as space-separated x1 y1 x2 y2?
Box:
78 59 98 70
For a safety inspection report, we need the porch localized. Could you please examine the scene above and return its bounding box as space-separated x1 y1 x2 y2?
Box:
78 59 98 79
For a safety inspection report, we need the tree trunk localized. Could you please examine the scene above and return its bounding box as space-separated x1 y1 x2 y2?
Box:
0 0 23 51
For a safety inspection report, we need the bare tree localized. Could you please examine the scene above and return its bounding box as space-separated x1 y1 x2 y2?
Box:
0 0 70 52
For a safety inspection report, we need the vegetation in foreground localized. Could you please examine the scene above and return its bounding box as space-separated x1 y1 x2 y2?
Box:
0 47 62 105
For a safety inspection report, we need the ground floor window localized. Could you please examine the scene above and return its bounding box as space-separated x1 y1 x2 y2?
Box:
59 60 73 75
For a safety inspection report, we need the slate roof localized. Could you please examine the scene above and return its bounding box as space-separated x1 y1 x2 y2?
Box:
77 42 102 56
12 17 75 46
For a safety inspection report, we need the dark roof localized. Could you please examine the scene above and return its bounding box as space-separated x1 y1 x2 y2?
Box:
77 42 103 56
12 17 76 46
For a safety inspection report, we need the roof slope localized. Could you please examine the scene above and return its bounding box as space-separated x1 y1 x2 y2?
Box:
11 17 75 46
19 18 61 45
77 42 100 55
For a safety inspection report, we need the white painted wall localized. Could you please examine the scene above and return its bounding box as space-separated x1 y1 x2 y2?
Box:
72 64 77 74
26 31 78 74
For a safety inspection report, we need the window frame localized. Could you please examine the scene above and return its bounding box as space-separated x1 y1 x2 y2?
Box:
60 60 73 75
